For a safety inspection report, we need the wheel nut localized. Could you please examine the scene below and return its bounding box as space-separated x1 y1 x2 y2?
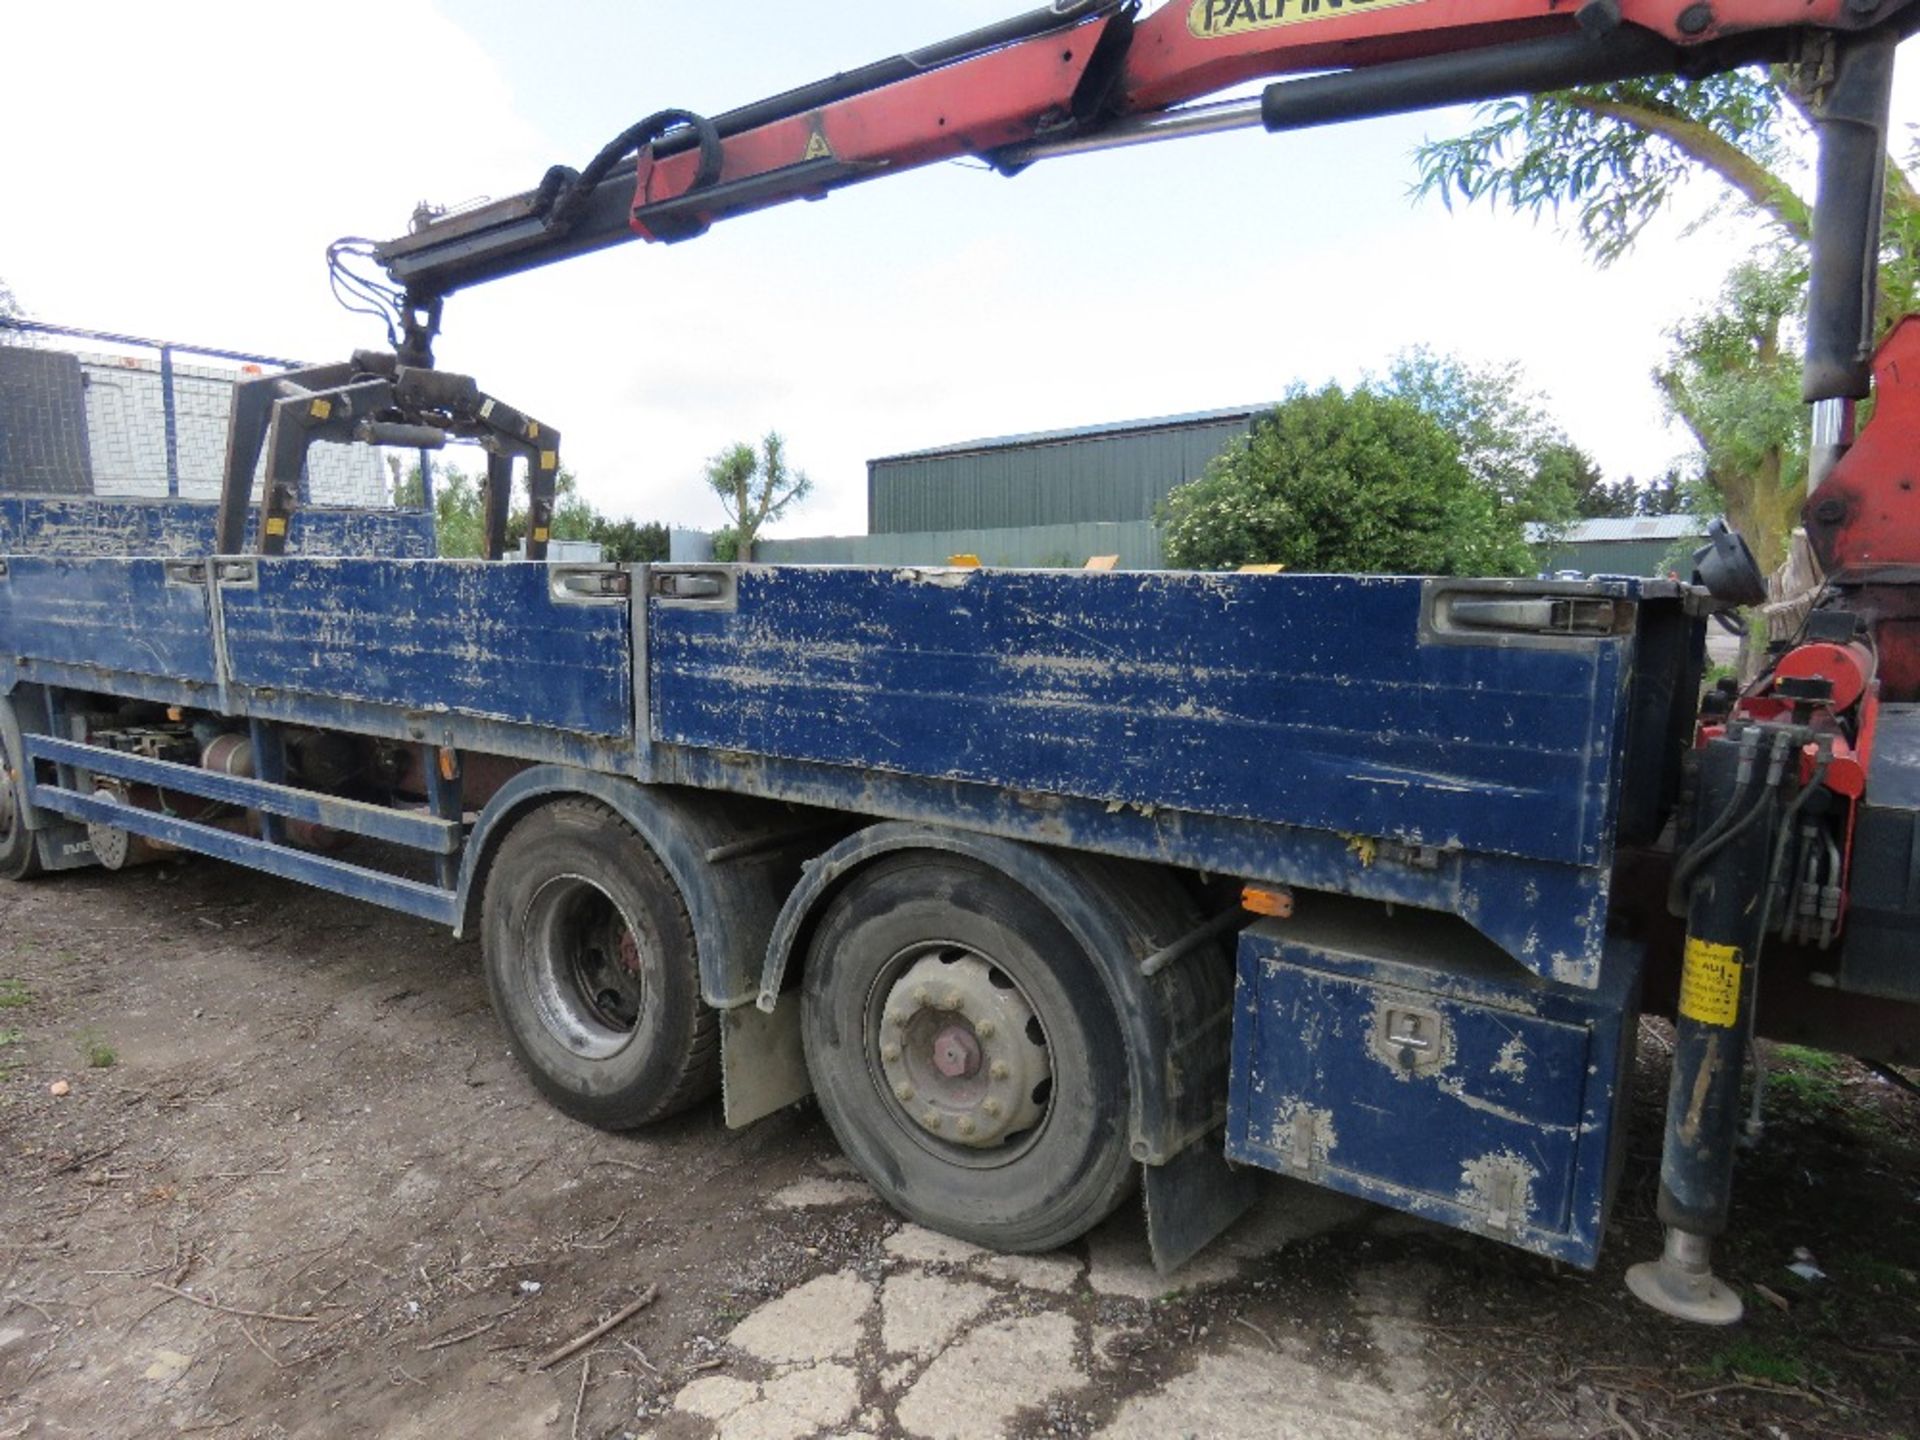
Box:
914 986 931 1004
983 1098 1003 1118
958 1118 977 1137
977 1021 996 1039
881 1043 901 1062
922 1111 942 1130
896 1083 915 1102
944 991 962 1009
990 1060 1009 1081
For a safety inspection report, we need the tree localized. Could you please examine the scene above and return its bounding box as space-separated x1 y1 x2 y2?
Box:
1657 258 1807 569
0 276 23 344
1410 68 1916 566
1377 348 1586 528
393 461 669 563
704 432 812 563
1160 384 1532 576
1413 71 1826 268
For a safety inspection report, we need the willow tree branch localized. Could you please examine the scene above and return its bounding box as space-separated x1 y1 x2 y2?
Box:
1560 93 1811 241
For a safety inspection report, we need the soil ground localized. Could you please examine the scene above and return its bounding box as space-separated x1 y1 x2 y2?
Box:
1 857 1916 1439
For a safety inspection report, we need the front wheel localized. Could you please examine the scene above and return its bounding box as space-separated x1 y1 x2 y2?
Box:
801 853 1135 1253
481 798 717 1129
0 725 43 882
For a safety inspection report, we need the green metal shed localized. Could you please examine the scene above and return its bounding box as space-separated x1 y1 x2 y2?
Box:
866 404 1269 534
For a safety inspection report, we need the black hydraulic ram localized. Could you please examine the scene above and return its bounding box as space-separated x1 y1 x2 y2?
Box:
1626 727 1797 1324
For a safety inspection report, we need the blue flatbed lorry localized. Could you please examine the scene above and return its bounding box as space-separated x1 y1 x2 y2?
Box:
0 483 1718 1268
8 0 1920 1327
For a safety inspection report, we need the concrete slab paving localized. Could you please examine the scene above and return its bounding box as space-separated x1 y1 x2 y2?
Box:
881 1272 996 1359
975 1250 1082 1293
1096 1344 1413 1440
767 1176 876 1209
895 1312 1085 1440
727 1272 874 1365
882 1224 990 1266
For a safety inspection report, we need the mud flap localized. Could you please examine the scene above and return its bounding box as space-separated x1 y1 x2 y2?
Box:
33 821 98 871
721 1001 811 1128
1145 1133 1259 1273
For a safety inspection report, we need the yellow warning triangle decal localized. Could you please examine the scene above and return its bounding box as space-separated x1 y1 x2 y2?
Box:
803 130 834 162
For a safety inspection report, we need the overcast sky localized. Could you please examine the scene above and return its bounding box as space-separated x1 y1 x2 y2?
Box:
6 2 1913 537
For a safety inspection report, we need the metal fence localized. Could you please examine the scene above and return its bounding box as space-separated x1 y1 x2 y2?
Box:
0 319 390 506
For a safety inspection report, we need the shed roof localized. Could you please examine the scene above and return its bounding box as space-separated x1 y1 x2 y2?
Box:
1525 516 1703 544
868 403 1275 466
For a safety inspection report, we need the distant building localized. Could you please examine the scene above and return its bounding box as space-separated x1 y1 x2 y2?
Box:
1527 516 1706 579
760 405 1269 569
866 405 1271 534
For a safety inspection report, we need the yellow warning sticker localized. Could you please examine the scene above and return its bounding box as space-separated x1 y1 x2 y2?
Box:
540 450 558 471
308 398 332 421
264 517 288 537
803 128 834 162
1679 939 1743 1027
1189 0 1427 40
532 527 550 543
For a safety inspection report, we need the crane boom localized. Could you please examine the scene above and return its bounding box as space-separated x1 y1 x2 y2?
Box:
367 0 1915 393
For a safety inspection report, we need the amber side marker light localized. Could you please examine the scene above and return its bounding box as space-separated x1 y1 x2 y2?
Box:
1241 885 1294 918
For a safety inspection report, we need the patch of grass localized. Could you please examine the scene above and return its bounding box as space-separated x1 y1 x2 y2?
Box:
75 1030 116 1069
1776 1044 1841 1072
0 978 31 1009
1769 1044 1845 1112
1708 1337 1807 1387
0 1027 22 1047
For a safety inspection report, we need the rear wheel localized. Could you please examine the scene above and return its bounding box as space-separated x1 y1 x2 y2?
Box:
801 853 1135 1252
481 799 717 1129
0 726 43 881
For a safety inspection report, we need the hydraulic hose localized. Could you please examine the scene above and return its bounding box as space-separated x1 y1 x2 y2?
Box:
1667 729 1768 912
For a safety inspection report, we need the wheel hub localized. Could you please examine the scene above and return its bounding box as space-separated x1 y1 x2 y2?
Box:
526 875 647 1059
876 950 1050 1149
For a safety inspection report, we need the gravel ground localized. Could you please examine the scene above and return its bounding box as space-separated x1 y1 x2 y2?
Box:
1 856 1916 1439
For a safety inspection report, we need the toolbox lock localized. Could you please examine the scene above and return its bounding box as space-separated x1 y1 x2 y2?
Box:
1375 1003 1449 1077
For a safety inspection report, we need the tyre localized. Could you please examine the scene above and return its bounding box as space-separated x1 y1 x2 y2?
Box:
0 724 43 882
801 852 1134 1252
481 798 717 1129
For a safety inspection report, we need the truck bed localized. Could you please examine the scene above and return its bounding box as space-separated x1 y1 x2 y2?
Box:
0 553 1691 990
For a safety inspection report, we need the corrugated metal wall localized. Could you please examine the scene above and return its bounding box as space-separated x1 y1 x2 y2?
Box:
868 413 1256 534
756 520 1163 569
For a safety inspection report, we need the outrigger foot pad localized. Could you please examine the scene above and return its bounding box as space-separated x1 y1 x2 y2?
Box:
1625 1228 1743 1325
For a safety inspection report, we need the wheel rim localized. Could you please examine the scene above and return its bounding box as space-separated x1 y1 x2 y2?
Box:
866 942 1055 1168
522 874 648 1060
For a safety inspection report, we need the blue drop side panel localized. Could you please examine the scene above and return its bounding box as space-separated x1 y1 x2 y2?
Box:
0 556 219 687
0 496 436 558
1225 915 1639 1267
217 559 633 739
650 568 1631 869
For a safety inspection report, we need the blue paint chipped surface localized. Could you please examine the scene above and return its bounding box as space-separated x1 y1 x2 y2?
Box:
1226 913 1641 1267
0 497 436 559
220 560 632 738
651 567 1634 868
0 556 220 686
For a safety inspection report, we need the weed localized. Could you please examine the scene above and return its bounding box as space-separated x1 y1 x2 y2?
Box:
1709 1338 1806 1387
1768 1044 1845 1112
1776 1044 1841 1073
0 1027 22 1047
75 1030 116 1069
0 979 31 1009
